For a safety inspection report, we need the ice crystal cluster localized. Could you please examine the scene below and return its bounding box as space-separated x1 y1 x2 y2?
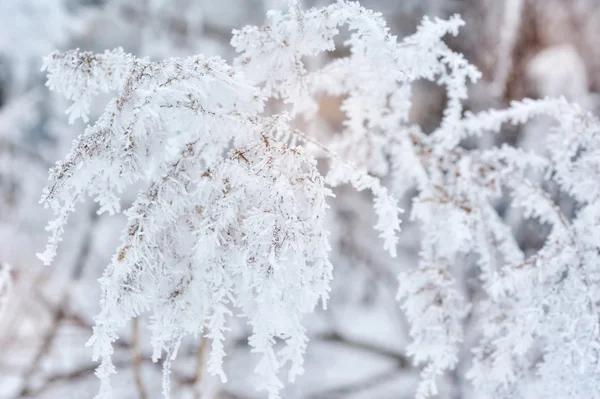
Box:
39 1 600 398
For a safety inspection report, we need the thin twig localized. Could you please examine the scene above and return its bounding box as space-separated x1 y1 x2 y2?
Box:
132 317 147 399
193 337 209 399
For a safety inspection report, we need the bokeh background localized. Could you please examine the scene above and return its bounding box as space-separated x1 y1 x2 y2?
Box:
1 0 600 398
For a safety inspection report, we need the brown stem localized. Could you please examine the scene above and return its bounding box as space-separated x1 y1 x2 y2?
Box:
132 318 147 399
193 337 209 399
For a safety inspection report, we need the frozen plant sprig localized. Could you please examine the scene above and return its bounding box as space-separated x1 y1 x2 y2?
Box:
38 38 402 399
234 1 600 397
38 1 600 398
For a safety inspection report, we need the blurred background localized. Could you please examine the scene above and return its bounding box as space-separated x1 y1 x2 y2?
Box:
1 0 600 398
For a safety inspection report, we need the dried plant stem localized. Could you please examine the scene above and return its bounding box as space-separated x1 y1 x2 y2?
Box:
132 318 147 399
193 337 209 399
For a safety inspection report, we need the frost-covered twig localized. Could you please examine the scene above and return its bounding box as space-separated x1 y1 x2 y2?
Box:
37 1 600 398
39 38 402 398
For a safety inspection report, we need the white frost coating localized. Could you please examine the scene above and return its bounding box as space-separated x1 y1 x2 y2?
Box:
38 1 600 398
37 6 403 396
234 2 600 397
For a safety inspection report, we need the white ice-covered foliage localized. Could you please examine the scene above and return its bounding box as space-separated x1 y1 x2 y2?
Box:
234 2 600 398
38 29 401 398
39 1 600 399
232 3 477 395
459 98 600 399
